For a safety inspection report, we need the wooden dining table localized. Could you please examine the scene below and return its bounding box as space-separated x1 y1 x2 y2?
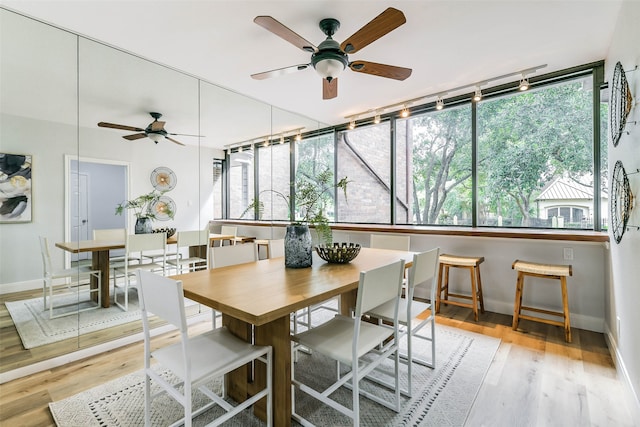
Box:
55 233 237 308
173 247 414 426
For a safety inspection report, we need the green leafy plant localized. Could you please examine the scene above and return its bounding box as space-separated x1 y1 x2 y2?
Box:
242 169 349 244
115 189 175 221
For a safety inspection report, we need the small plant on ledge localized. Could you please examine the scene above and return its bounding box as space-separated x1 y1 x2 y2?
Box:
242 169 349 244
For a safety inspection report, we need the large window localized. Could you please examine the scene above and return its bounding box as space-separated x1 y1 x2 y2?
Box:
226 63 605 231
477 76 596 229
396 105 472 225
228 150 254 218
337 123 392 223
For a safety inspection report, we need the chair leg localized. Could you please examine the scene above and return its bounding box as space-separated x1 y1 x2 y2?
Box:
436 263 444 313
476 264 485 313
469 266 479 321
561 277 572 343
512 273 524 330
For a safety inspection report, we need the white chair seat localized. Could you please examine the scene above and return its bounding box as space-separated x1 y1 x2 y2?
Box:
153 327 271 384
293 315 394 365
369 298 431 325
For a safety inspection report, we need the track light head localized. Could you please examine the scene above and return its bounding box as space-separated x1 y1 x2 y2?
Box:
519 77 530 91
400 105 410 118
436 98 444 110
473 87 482 102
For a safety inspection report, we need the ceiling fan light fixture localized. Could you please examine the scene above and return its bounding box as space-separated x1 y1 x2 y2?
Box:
311 38 348 81
148 133 164 143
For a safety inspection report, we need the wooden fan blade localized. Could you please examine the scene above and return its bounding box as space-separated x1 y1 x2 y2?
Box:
251 64 310 80
98 122 144 132
323 78 338 100
150 120 165 132
349 60 412 80
166 136 185 146
254 16 317 52
340 7 406 54
122 133 147 141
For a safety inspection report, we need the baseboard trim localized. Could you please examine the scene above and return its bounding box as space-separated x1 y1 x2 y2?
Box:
0 312 211 384
604 323 640 420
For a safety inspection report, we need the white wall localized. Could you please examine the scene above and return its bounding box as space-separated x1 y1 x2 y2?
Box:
605 0 640 415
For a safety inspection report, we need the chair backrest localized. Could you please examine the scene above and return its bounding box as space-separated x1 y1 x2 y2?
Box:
39 236 52 276
407 248 440 303
220 225 237 237
137 270 187 332
93 228 126 241
267 239 285 258
370 234 410 251
177 229 209 248
126 233 166 255
355 259 405 317
211 243 257 268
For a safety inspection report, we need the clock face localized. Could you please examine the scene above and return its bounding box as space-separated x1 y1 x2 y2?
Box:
610 62 633 147
150 167 176 191
610 160 631 244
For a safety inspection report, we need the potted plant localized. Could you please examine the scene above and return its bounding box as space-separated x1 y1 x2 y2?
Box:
243 169 349 268
115 189 175 234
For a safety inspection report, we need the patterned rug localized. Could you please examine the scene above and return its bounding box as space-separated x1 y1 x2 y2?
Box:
49 324 500 426
5 289 142 349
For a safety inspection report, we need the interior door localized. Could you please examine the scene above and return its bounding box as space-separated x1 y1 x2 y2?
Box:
70 172 90 261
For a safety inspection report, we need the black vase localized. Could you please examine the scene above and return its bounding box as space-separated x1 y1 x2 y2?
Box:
284 224 312 268
135 217 152 234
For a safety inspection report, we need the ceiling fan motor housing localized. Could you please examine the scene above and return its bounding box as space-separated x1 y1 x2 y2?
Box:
311 38 348 82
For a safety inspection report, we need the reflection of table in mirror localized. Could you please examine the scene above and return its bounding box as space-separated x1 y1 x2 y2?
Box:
55 236 178 308
175 247 414 426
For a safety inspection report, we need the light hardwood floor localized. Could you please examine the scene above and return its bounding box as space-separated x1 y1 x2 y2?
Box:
0 302 636 426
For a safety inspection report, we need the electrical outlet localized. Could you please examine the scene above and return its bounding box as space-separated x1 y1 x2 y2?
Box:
563 247 574 260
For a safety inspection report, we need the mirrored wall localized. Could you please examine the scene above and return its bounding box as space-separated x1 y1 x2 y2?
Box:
0 7 323 374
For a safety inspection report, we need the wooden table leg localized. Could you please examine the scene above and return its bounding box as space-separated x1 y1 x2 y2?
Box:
340 290 357 316
223 314 253 403
92 250 110 308
255 315 291 427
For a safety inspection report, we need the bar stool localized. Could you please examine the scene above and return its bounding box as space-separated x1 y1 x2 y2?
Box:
512 260 573 342
436 254 485 321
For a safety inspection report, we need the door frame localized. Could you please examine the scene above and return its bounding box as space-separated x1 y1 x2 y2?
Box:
64 155 130 267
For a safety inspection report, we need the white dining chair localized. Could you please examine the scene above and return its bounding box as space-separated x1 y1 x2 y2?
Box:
366 247 439 397
166 230 209 274
266 239 284 258
92 228 138 264
136 270 273 427
39 236 101 319
370 233 411 251
291 259 405 427
210 242 257 268
112 233 166 311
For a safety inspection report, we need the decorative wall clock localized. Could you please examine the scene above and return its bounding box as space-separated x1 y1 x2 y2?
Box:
610 160 634 244
150 166 177 191
149 196 176 221
610 61 633 147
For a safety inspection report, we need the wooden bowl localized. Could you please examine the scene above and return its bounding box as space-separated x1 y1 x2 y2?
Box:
315 243 361 264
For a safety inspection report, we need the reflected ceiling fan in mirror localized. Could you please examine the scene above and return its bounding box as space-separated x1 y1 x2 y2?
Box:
251 7 412 100
98 112 201 146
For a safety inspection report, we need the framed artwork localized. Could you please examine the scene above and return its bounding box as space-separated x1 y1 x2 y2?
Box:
0 153 32 223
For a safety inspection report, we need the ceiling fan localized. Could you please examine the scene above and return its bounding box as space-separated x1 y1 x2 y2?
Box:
251 7 412 100
97 112 200 146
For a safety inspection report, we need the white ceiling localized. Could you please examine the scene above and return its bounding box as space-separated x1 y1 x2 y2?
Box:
0 0 623 147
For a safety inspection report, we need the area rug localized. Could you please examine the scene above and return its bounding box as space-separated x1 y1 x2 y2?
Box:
5 289 142 349
49 324 500 426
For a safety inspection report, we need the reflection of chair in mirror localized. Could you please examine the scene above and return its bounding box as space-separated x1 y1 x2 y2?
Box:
220 225 237 246
366 248 440 397
370 233 411 251
39 236 101 319
112 233 166 311
92 228 139 275
167 230 209 274
136 270 273 427
291 259 405 426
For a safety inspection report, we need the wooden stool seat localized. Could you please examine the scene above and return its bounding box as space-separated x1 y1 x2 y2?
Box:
512 259 573 342
436 254 485 321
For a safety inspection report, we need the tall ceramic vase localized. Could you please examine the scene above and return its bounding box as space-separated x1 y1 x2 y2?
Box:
135 217 152 234
284 224 312 268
